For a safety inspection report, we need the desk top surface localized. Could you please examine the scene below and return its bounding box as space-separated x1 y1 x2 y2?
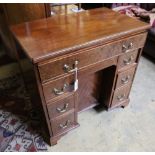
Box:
11 7 150 63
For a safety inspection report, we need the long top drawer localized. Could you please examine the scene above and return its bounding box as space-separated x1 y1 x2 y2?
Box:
38 33 147 83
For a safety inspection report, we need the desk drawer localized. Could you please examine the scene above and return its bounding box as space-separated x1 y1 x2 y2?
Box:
111 84 131 107
38 33 147 82
115 65 136 89
51 110 75 135
42 75 74 102
47 95 75 119
118 50 138 70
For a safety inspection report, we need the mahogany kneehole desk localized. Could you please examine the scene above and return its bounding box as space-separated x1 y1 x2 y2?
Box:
10 8 150 145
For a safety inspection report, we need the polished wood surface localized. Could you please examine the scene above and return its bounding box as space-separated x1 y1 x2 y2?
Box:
50 109 76 135
3 4 49 25
117 50 138 70
42 74 75 102
38 39 122 82
11 7 149 63
38 32 147 83
10 8 150 146
47 94 75 119
0 3 51 60
111 84 131 107
77 57 117 112
116 65 136 89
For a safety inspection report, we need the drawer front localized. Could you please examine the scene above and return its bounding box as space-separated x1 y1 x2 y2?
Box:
116 65 137 89
118 50 138 69
42 75 74 102
51 110 75 135
47 95 75 119
38 33 147 82
111 84 131 107
39 43 122 82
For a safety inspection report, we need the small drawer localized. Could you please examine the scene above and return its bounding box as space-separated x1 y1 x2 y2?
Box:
38 33 147 82
115 65 137 89
118 50 138 70
47 95 75 119
51 110 75 135
111 84 131 107
42 74 74 102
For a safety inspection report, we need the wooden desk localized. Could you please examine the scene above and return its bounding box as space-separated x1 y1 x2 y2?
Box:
10 8 150 145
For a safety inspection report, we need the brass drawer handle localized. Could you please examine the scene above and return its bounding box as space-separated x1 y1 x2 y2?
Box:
56 103 69 113
121 75 130 84
122 44 128 52
123 56 134 65
53 83 68 95
128 42 133 49
117 94 125 102
122 42 133 52
64 60 78 73
59 120 70 129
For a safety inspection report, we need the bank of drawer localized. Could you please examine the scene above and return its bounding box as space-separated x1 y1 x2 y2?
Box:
50 110 75 135
115 65 136 89
47 95 75 119
118 50 138 70
38 33 147 82
111 84 131 107
42 74 74 102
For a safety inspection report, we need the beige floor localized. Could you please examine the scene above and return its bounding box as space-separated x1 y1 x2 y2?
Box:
48 56 155 152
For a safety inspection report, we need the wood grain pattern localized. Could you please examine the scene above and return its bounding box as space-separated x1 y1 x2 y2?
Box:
111 84 131 107
38 33 147 82
10 7 150 145
42 74 75 102
118 50 139 70
47 94 75 119
77 70 101 112
11 7 150 63
0 4 51 60
50 109 76 135
115 65 137 89
4 4 48 25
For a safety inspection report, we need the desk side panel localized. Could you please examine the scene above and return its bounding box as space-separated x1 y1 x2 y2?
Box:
15 41 52 144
